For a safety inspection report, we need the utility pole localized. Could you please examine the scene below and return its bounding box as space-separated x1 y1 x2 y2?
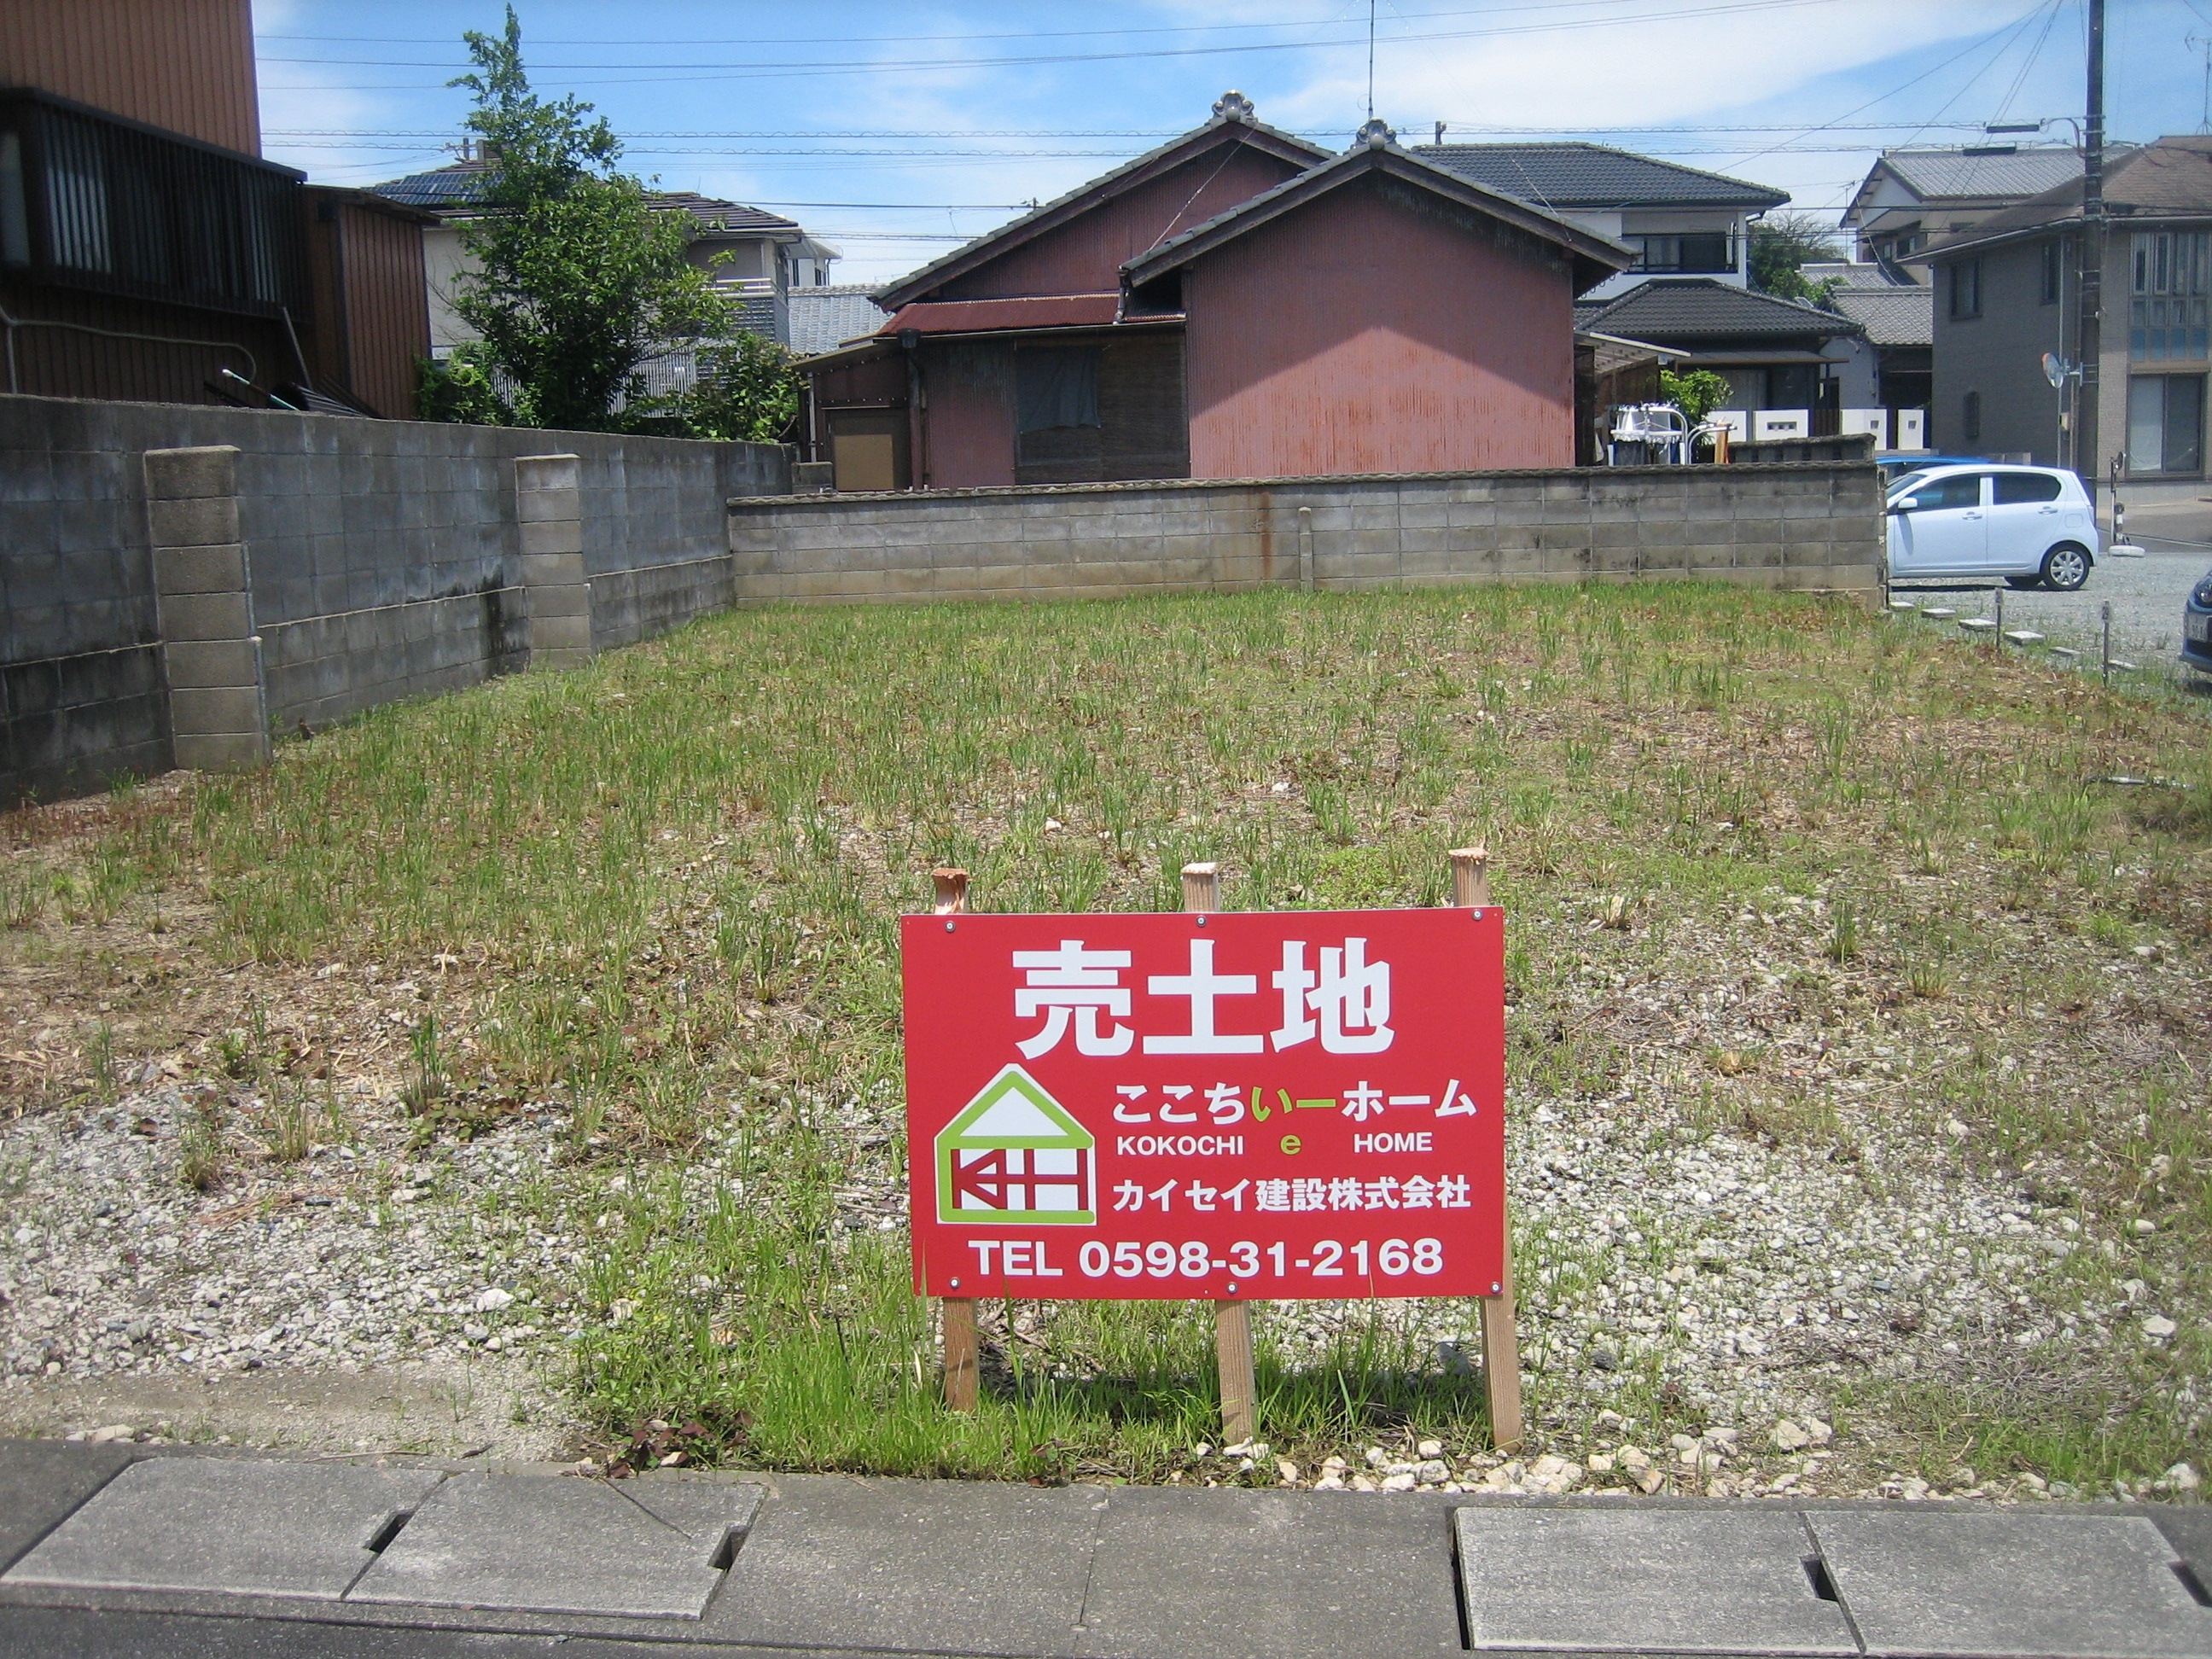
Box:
2077 0 2105 515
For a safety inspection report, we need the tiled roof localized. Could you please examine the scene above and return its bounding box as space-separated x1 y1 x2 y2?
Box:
789 286 888 355
1915 137 2212 258
1575 278 1860 342
1874 146 2081 205
1410 143 1788 209
369 160 800 232
1828 284 1931 347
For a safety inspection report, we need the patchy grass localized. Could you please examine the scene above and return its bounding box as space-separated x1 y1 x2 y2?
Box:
2 583 2207 1489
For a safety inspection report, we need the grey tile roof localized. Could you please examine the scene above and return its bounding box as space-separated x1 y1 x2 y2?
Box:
1410 143 1788 209
1914 137 2212 258
1828 284 1931 347
370 161 800 232
1875 146 2080 205
789 286 888 355
1576 278 1859 342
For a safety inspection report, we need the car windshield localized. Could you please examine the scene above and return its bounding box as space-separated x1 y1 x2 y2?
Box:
1886 471 1934 499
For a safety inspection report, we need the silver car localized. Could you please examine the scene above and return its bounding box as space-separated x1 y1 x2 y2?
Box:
1886 464 2100 591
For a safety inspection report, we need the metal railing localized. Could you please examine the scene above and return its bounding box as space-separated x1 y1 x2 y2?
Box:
0 88 306 319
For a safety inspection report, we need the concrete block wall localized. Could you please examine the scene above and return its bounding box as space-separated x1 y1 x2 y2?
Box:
725 464 1885 605
0 394 790 802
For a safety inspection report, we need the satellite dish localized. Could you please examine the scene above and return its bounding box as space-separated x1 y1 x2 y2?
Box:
2042 352 2067 388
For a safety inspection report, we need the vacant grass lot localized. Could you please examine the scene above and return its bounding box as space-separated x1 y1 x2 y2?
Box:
3 584 2207 1493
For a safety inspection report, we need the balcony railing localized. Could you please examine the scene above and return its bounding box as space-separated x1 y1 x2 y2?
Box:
0 88 306 319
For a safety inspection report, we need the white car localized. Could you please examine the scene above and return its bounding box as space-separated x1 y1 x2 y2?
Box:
1886 463 2099 591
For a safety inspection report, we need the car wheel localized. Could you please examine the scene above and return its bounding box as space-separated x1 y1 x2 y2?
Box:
2040 544 2090 591
2006 575 2040 590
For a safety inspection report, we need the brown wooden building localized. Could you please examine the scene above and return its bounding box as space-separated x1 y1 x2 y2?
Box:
0 0 431 414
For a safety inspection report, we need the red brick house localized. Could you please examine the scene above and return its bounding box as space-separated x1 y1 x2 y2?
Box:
803 95 1630 490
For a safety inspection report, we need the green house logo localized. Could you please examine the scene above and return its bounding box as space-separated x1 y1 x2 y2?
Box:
935 1064 1097 1226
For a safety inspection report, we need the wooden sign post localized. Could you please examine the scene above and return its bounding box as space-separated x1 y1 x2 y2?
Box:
909 854 1521 1452
1184 861 1259 1446
1452 847 1523 1451
932 866 980 1413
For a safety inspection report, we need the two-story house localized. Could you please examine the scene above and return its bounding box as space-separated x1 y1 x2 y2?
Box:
1843 144 2082 272
1414 141 1877 441
1916 135 2212 497
1411 140 1784 300
370 154 839 352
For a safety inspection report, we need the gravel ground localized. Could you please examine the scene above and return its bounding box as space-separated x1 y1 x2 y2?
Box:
0 1076 581 1457
2 896 2203 1498
1891 544 2208 680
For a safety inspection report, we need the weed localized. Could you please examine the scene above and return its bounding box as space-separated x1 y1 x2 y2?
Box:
213 1028 255 1082
403 1014 447 1115
82 1023 118 1106
260 1080 315 1161
179 1099 225 1191
1826 899 1860 963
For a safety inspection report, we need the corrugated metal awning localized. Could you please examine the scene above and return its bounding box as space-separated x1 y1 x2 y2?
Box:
876 294 1122 336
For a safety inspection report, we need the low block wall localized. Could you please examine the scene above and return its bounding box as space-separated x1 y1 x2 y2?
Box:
726 465 1884 605
0 395 788 802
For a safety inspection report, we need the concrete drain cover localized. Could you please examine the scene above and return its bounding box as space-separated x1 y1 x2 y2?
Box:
1454 1507 1856 1655
1808 1511 2212 1659
346 1473 760 1620
2 1458 441 1601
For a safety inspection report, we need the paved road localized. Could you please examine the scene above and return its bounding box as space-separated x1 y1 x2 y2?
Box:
1889 524 2209 679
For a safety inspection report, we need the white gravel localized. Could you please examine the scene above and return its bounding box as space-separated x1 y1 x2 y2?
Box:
0 1078 573 1389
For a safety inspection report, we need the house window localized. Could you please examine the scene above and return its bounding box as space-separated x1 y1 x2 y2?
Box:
2040 239 2062 305
1627 232 1733 274
2129 230 2210 361
1016 346 1100 433
1948 259 1982 319
1961 390 1982 443
2127 374 2204 474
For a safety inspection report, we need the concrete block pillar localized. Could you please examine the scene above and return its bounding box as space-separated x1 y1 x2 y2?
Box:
515 453 591 668
143 445 268 771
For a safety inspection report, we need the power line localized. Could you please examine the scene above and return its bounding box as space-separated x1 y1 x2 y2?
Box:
248 0 1827 51
265 121 2003 141
256 0 1860 89
270 141 1951 159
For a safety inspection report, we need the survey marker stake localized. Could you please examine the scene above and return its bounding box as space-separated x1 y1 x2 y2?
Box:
1452 846 1524 1452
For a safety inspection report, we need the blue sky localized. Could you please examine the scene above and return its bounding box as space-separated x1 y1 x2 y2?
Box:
254 0 2212 286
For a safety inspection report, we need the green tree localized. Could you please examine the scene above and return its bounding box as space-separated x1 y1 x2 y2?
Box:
439 8 730 431
633 334 804 443
1659 367 1733 428
1749 212 1844 306
417 342 513 427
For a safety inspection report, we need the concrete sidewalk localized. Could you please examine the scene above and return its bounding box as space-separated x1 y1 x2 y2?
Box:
0 1440 2207 1658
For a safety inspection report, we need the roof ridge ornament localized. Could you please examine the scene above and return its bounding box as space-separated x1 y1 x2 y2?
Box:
1212 90 1255 123
1357 117 1397 151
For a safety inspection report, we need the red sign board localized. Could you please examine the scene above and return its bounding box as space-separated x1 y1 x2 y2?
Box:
901 908 1505 1301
